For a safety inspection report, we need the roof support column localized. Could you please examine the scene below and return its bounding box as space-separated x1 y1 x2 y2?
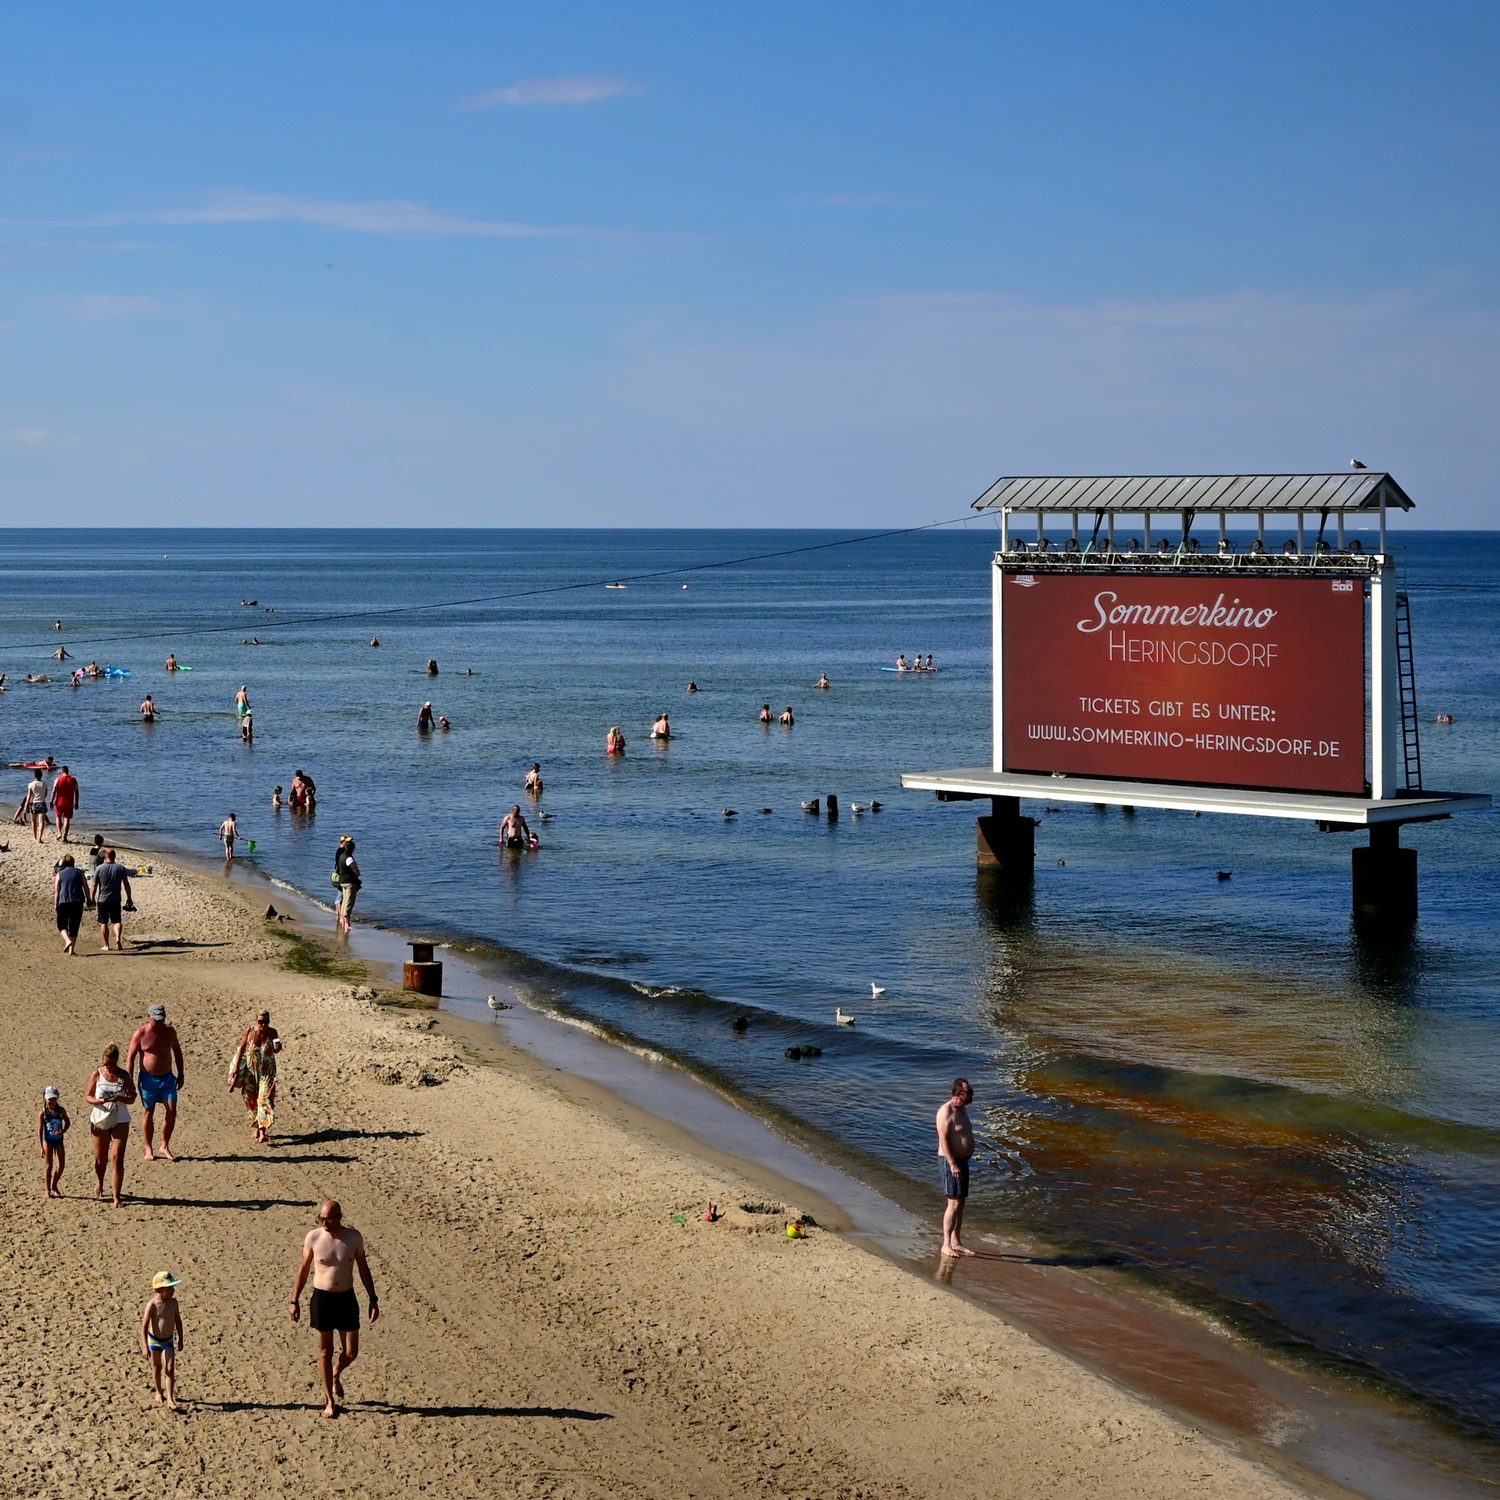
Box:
1107 512 1115 551
1379 499 1387 558
1297 513 1305 555
1143 513 1152 549
1000 508 1009 553
1370 562 1400 798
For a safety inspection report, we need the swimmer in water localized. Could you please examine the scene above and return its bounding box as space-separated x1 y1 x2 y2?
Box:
289 770 316 811
686 680 698 693
417 702 435 732
895 654 908 672
51 646 70 661
272 785 284 809
25 673 50 684
140 695 155 722
525 764 543 796
499 805 534 849
425 659 438 676
235 686 251 718
758 704 772 724
779 706 794 727
605 726 625 756
815 673 830 689
924 654 934 671
370 638 379 648
438 716 450 731
650 713 671 740
165 654 178 672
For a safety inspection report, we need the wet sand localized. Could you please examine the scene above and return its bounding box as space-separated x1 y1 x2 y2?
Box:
0 828 1314 1499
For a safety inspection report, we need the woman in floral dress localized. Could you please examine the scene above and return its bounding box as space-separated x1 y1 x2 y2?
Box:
228 1010 280 1143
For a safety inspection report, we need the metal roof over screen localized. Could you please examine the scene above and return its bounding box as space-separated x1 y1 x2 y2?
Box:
971 473 1414 514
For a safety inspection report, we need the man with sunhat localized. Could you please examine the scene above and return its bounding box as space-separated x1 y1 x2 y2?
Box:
127 1005 185 1160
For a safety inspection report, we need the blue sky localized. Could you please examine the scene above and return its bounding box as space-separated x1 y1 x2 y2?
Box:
1 2 1496 526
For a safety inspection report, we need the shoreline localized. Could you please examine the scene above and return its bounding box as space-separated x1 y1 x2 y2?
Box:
22 822 1500 1498
0 818 1323 1500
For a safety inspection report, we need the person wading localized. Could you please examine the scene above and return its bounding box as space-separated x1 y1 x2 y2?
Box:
128 1004 185 1161
289 1200 380 1419
935 1078 976 1258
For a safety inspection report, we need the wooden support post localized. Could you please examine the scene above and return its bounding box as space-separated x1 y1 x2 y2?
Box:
1352 823 1417 923
976 795 1035 875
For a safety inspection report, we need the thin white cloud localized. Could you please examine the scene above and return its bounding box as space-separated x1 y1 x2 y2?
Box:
31 192 588 241
0 426 53 445
793 194 921 210
460 76 642 109
55 293 163 322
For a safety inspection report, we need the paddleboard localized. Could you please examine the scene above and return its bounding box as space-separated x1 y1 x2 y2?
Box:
881 666 938 673
105 666 131 677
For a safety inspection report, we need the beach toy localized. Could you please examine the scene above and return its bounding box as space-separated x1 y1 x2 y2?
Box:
104 666 131 677
246 840 256 853
785 1222 805 1239
704 1202 719 1222
671 1214 687 1225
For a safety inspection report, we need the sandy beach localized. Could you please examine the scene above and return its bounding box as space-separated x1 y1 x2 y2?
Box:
0 829 1307 1500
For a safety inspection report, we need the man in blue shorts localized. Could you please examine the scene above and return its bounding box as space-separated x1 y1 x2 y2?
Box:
935 1077 976 1258
128 1004 185 1160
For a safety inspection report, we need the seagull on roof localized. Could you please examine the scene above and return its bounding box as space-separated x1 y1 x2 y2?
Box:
1350 459 1367 470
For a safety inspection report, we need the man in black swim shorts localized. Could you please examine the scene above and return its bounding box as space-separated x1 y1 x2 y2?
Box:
90 849 133 953
290 1200 379 1418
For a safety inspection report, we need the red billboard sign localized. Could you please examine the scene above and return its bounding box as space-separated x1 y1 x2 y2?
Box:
1002 572 1366 794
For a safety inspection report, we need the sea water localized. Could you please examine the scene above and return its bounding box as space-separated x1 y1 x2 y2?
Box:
1 527 1497 1440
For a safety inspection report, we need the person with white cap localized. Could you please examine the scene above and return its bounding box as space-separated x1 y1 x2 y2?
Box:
139 1271 185 1408
37 1086 70 1198
128 1005 184 1161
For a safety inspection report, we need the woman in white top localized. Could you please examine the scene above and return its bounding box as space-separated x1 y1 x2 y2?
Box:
85 1043 137 1206
15 771 49 843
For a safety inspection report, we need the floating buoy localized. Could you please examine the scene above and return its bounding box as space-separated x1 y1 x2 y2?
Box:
730 1014 749 1032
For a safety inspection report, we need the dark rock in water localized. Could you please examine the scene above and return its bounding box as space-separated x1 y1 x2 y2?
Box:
730 1014 750 1032
784 1046 801 1059
1217 870 1232 881
264 904 278 919
784 1044 822 1060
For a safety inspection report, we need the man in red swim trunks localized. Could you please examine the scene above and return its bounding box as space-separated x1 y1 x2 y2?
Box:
50 765 79 843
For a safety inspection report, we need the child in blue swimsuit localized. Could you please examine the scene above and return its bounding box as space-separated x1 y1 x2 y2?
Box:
139 1272 185 1409
37 1087 70 1199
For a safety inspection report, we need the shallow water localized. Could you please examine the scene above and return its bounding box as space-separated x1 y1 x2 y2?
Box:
1 526 1497 1441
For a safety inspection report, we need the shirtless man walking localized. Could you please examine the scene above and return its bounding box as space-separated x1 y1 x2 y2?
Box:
127 1004 185 1160
935 1078 976 1257
290 1200 380 1418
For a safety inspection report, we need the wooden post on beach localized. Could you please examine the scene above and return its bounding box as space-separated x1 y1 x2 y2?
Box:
404 940 443 998
976 795 1035 875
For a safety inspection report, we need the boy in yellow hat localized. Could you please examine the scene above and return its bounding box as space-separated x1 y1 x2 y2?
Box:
139 1272 185 1408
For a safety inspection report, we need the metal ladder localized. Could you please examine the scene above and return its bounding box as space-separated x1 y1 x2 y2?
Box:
1395 591 1423 792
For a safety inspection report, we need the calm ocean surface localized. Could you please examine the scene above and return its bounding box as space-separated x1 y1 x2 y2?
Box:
2 527 1498 1438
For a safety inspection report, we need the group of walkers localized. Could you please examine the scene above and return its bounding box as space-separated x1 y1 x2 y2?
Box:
40 999 376 1418
42 1002 278 1206
13 763 78 842
52 841 133 955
